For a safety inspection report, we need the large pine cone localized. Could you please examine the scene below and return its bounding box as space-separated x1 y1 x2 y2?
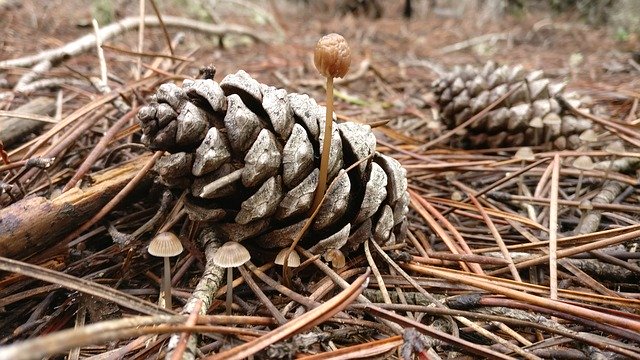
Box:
138 70 408 254
432 61 594 149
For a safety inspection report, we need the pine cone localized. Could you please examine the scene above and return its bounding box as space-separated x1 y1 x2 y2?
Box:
138 70 409 254
432 61 594 149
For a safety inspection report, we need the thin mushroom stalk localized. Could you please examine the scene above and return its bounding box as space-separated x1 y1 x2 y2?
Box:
147 232 183 310
310 33 351 212
572 156 594 201
226 267 233 316
212 241 251 316
604 141 625 181
514 147 534 197
575 170 585 200
163 257 172 309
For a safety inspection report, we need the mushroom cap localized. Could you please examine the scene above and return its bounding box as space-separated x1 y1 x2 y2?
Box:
604 140 625 155
148 232 183 257
578 129 598 143
213 241 251 268
572 155 594 171
514 147 535 161
542 113 561 126
579 199 593 210
274 248 300 267
324 248 346 269
314 33 351 78
529 117 543 129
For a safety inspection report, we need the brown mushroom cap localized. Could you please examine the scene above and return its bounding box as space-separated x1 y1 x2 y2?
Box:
324 248 346 269
213 241 251 268
572 155 594 171
148 232 184 257
314 33 351 79
514 147 535 161
274 248 300 267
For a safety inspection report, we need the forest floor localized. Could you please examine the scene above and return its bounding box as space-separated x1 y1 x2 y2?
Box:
1 1 640 359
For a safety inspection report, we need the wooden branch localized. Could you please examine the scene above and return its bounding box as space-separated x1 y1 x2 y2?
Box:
0 154 152 259
0 16 269 70
0 97 56 148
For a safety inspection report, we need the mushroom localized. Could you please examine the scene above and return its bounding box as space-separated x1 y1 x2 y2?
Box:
275 248 301 267
311 33 351 212
575 199 593 232
571 155 594 200
542 113 561 150
529 117 543 146
324 248 346 269
148 232 184 309
514 147 535 195
604 140 625 181
578 129 598 150
212 241 251 315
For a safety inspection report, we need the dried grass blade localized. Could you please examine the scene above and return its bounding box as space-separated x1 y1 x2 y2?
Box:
404 263 640 309
549 154 560 300
466 194 520 281
409 264 640 332
168 300 202 360
409 190 469 272
364 305 515 359
204 269 371 360
426 196 547 231
298 335 403 360
0 256 170 315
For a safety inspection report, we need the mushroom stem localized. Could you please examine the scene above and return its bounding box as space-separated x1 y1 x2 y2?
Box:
311 76 334 212
518 160 525 196
574 170 584 200
604 155 617 181
226 267 233 315
163 256 172 309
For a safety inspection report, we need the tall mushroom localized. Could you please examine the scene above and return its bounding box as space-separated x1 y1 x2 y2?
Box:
514 147 534 195
575 199 593 233
572 155 594 200
148 232 183 309
604 140 625 181
311 33 351 212
212 241 251 315
542 113 561 150
578 129 598 150
529 117 543 146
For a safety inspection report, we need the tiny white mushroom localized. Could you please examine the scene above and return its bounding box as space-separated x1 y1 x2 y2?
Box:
575 199 593 232
148 232 184 309
451 191 464 202
212 241 251 315
514 147 535 195
274 248 301 268
529 117 543 146
578 129 598 145
542 113 561 150
572 155 594 200
604 140 625 181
